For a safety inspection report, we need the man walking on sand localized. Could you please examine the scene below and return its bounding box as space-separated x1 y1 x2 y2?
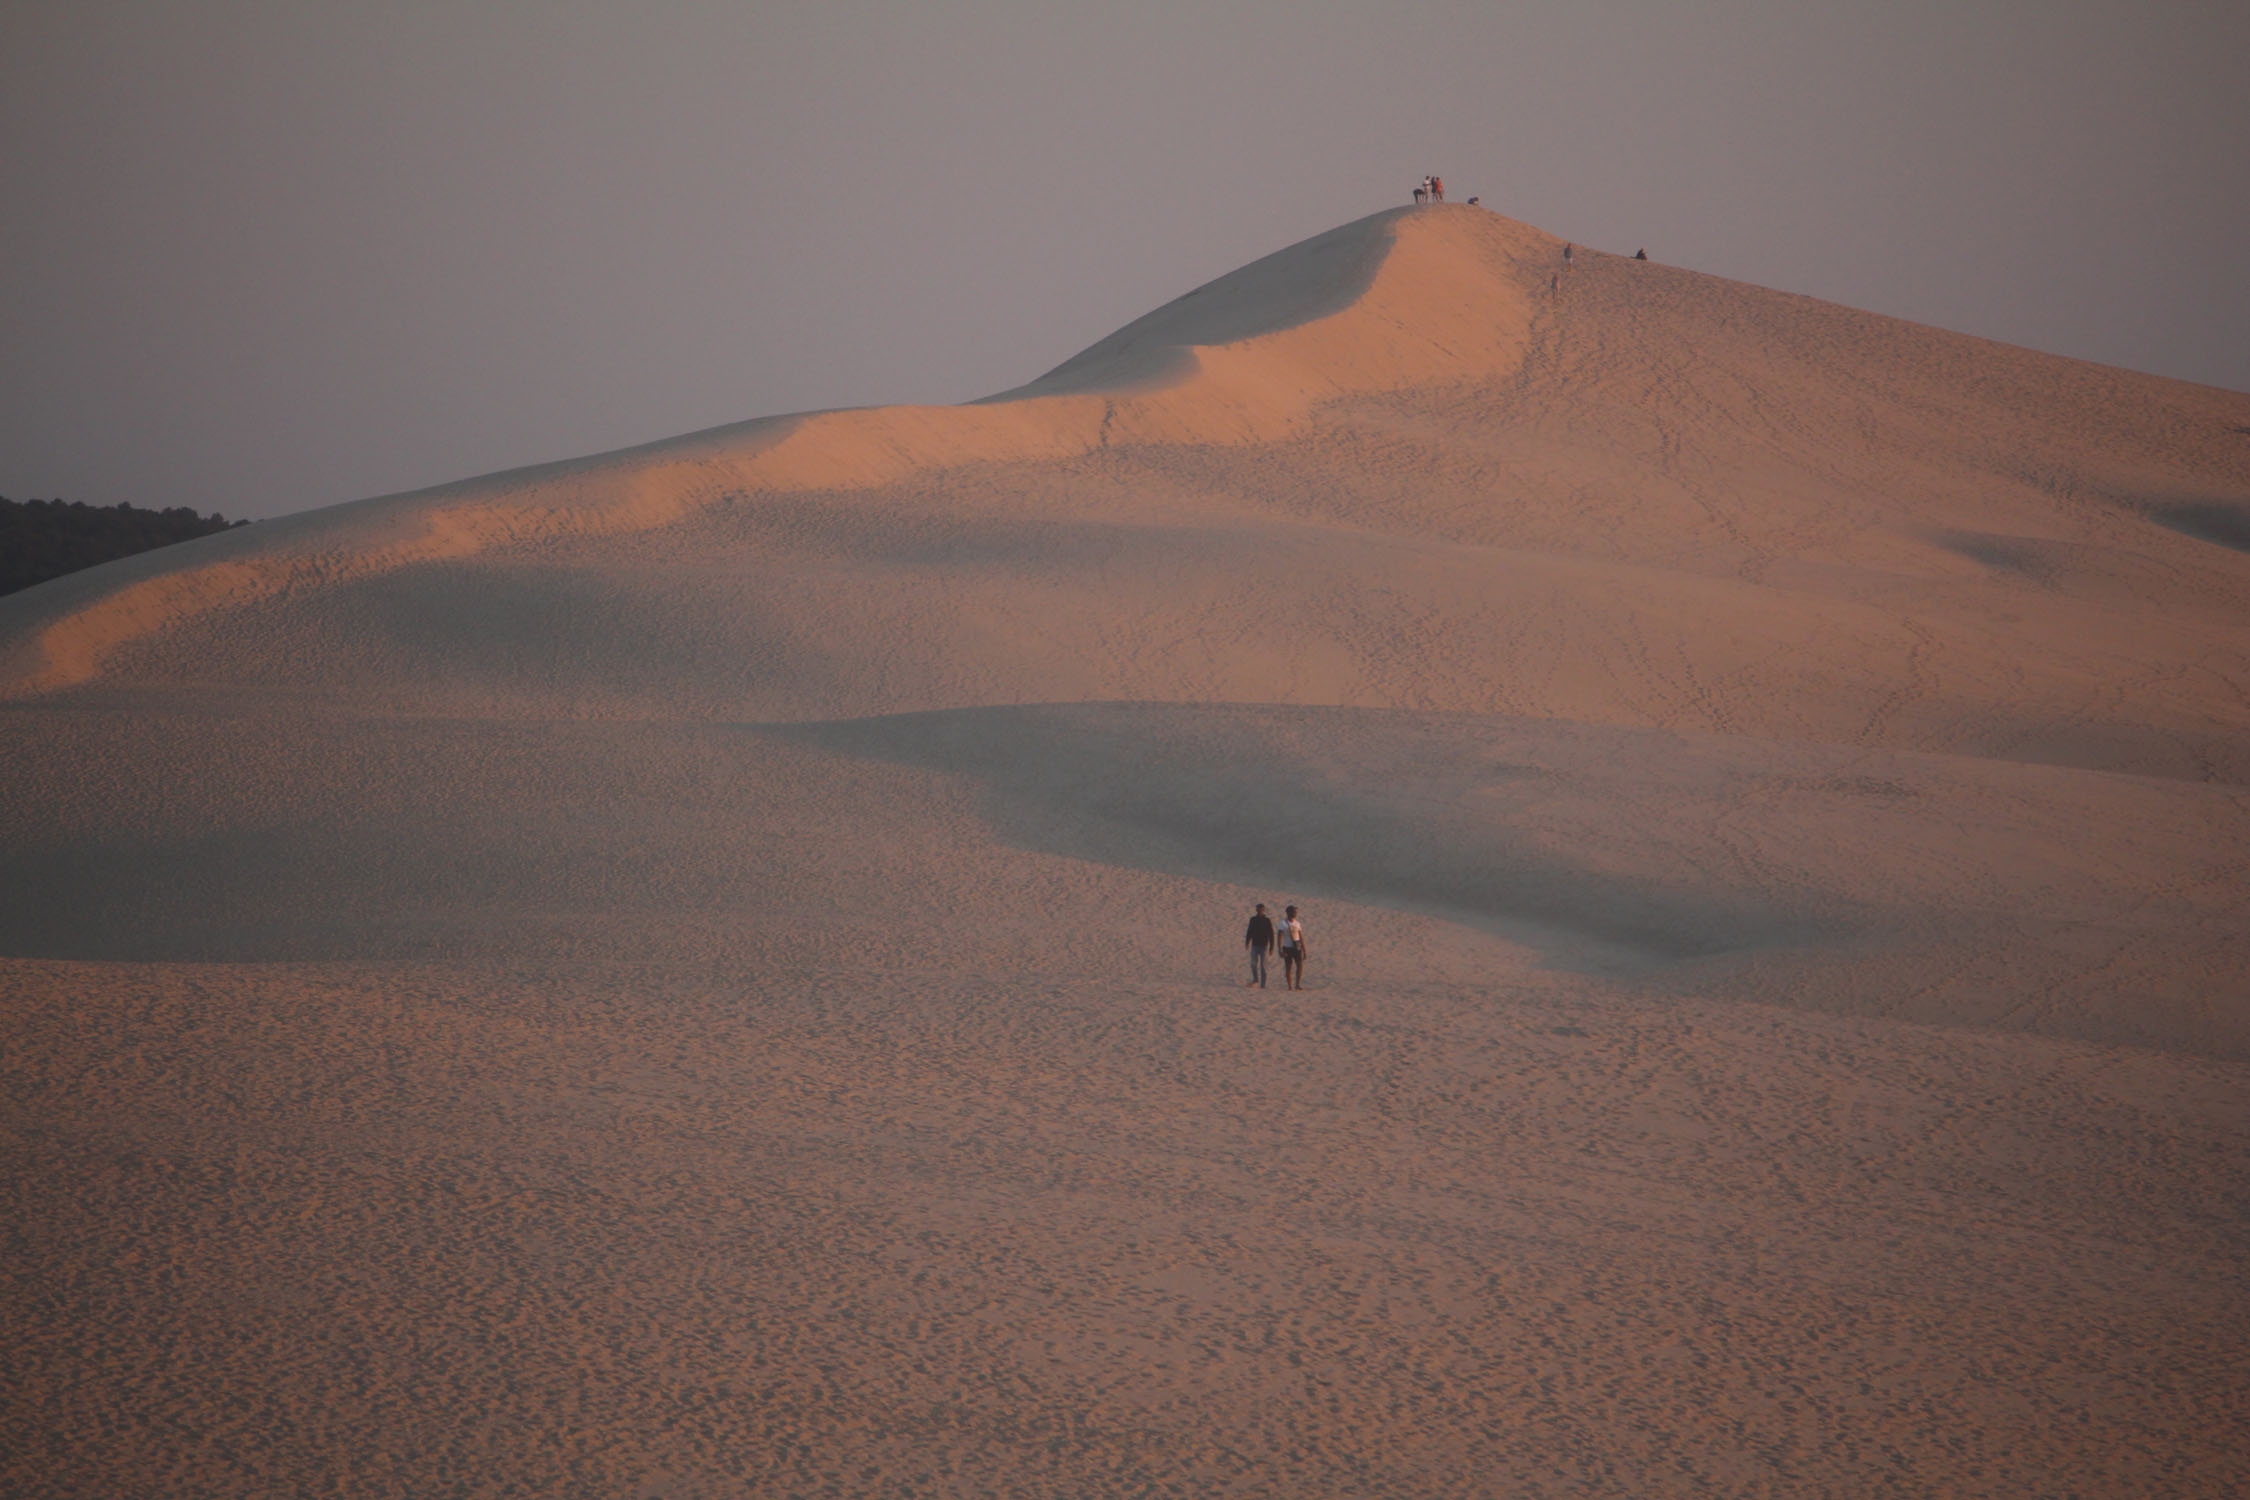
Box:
1280 905 1307 990
1244 903 1276 987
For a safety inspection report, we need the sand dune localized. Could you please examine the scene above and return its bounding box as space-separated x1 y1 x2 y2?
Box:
4 205 2248 1496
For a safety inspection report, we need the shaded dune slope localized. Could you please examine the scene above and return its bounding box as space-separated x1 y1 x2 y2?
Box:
4 204 2249 1052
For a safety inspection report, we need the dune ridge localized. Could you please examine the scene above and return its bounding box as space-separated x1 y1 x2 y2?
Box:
1 208 1544 698
11 207 2246 781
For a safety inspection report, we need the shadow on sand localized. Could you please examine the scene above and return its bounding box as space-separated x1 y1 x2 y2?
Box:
771 700 1824 975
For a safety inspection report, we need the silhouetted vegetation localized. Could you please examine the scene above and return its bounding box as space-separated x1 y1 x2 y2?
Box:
2 496 249 597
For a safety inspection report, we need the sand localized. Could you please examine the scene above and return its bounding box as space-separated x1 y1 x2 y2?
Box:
3 204 2247 1496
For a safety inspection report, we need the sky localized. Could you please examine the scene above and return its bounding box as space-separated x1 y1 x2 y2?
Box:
5 0 2247 521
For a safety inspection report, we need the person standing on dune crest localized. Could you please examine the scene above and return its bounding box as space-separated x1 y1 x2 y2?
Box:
1280 905 1307 990
1244 903 1276 987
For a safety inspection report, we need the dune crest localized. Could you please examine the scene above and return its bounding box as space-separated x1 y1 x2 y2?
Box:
1 208 1543 697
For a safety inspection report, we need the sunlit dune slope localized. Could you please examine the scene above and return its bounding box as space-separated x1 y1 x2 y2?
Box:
7 206 2246 771
0 207 1538 698
3 202 2248 1051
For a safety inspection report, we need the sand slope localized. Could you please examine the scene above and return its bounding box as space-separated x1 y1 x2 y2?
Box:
4 205 2247 1496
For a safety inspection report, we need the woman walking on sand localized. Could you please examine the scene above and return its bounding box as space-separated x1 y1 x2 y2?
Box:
1280 905 1308 990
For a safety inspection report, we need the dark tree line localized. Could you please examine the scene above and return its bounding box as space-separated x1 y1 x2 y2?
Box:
1 496 250 597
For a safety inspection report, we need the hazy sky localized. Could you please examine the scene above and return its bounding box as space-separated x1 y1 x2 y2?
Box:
6 1 2246 520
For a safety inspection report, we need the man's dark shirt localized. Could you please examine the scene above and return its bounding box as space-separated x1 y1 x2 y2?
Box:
1245 913 1275 948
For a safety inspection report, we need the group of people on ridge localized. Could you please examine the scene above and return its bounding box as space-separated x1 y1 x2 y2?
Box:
1242 903 1308 990
1411 174 1445 204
